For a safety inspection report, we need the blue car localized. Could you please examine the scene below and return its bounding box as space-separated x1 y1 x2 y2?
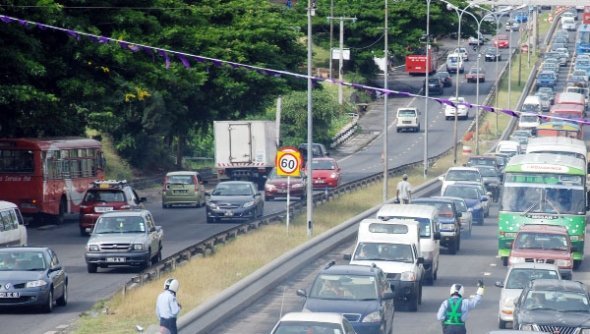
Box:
536 70 557 89
297 262 395 334
442 184 487 225
514 12 528 23
411 198 462 254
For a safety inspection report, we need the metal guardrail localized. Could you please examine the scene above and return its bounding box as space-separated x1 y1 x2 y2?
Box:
330 113 360 148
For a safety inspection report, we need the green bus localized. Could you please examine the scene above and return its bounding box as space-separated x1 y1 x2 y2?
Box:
499 153 588 267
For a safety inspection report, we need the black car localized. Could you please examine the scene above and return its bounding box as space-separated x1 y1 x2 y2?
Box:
0 247 68 312
298 142 329 166
484 48 502 62
434 71 453 87
513 279 590 332
424 77 444 95
296 262 395 334
205 181 264 223
473 166 501 202
411 198 461 254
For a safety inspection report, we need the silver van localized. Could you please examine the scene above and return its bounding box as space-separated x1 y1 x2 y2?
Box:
376 204 440 284
0 201 27 247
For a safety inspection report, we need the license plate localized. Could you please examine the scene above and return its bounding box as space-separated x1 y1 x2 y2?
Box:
225 211 234 217
106 257 126 263
0 292 19 298
314 179 325 184
277 189 287 193
95 207 114 213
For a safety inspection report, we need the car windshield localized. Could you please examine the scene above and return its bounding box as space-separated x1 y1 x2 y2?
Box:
476 167 497 177
514 232 569 251
84 190 125 202
0 251 46 271
94 216 146 234
377 216 432 238
444 186 480 200
539 73 554 79
468 157 495 167
310 274 378 301
451 199 467 212
166 175 194 185
520 115 539 123
415 201 454 217
212 183 253 196
273 322 344 334
505 268 559 289
398 109 416 117
445 170 480 181
268 168 304 180
501 185 586 215
353 242 414 263
312 160 336 170
524 290 590 313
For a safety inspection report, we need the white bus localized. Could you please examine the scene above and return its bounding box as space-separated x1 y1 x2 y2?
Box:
525 136 588 167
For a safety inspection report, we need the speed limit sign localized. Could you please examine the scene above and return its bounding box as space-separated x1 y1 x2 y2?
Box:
276 147 302 177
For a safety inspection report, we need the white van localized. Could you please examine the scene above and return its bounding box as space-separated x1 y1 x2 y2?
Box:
446 53 464 74
561 17 576 31
375 204 440 283
521 95 541 114
518 113 540 130
0 201 27 247
396 107 420 133
496 140 521 157
347 218 424 311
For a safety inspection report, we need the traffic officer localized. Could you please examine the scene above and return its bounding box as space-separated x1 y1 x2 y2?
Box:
436 280 485 334
156 278 182 334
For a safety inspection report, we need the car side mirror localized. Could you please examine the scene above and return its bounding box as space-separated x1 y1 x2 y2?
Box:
205 192 211 197
417 257 424 264
494 281 504 288
139 197 147 203
296 289 307 298
481 196 489 202
434 231 441 240
49 265 63 273
343 254 352 260
437 176 444 182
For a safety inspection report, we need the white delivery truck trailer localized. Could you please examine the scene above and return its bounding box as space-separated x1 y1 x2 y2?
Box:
214 120 277 188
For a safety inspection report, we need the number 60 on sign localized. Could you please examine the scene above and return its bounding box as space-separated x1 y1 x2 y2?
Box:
276 148 302 177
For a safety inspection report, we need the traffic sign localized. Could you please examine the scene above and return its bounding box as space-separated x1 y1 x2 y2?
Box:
276 147 301 177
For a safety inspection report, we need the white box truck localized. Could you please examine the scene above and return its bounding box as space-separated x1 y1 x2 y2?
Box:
214 120 277 188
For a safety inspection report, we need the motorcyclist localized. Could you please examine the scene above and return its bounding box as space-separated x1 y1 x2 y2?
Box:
436 280 485 334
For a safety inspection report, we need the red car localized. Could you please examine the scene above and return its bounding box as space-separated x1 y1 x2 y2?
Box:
309 157 341 189
493 34 509 49
78 180 146 236
264 168 307 201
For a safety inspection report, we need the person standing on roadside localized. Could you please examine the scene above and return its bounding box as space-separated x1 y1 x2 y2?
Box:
396 174 412 204
156 278 182 334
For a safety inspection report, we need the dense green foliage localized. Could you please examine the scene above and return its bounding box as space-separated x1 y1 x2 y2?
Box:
0 0 477 170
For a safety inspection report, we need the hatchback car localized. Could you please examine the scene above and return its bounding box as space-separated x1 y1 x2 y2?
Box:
443 96 469 120
495 263 561 329
536 70 558 90
78 180 146 236
161 171 207 208
465 67 486 83
297 262 395 334
424 77 444 95
513 279 590 332
442 184 487 225
473 166 501 202
264 167 307 201
493 34 509 48
310 157 342 189
434 71 453 87
0 247 67 312
270 312 358 334
466 155 501 171
453 47 469 61
205 181 264 223
484 47 502 62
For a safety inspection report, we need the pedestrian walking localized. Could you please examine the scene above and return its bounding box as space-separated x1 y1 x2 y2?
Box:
156 278 182 334
436 280 485 334
396 174 412 204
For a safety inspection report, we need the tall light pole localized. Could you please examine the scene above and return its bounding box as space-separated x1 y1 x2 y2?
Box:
306 0 314 237
329 0 334 80
508 12 513 111
424 0 431 178
383 0 389 201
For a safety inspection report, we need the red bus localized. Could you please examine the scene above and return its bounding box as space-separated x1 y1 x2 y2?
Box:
548 103 585 123
0 137 105 223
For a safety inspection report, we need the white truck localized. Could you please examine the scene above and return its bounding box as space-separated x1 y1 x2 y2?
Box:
214 120 277 188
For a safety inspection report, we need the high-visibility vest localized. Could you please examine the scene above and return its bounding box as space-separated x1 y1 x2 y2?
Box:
443 298 465 325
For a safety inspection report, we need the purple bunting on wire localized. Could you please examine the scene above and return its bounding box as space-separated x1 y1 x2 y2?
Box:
17 19 28 27
0 16 14 23
65 29 80 41
158 50 170 69
481 105 495 113
36 23 47 30
177 54 191 68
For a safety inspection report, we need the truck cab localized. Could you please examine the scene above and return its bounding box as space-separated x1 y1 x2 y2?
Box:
396 107 421 133
346 218 424 311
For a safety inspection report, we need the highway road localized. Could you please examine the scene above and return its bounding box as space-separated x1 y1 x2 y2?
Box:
0 16 529 334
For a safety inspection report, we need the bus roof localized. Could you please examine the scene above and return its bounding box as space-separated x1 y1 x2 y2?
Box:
505 153 586 175
0 137 101 151
555 92 585 105
537 121 580 131
526 136 587 155
549 103 585 115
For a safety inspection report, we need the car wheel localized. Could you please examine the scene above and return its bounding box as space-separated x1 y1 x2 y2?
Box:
424 270 434 285
207 216 215 224
87 263 98 273
42 289 54 313
80 227 89 237
502 257 508 266
56 282 68 307
162 203 168 209
449 240 457 255
53 198 67 225
456 236 461 251
407 291 419 312
418 284 423 305
498 318 508 329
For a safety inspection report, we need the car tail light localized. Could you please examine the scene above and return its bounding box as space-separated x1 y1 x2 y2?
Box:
217 169 224 175
120 205 131 209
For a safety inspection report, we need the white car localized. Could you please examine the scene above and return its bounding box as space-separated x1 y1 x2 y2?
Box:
454 47 469 61
438 167 483 195
270 312 358 334
494 263 561 329
444 96 469 120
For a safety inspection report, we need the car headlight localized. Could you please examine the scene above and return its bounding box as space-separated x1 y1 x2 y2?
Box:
243 200 255 208
133 244 144 251
501 297 515 309
440 224 456 231
509 256 525 264
207 202 219 210
555 259 572 267
400 271 417 281
265 184 276 191
25 280 48 288
570 235 582 242
329 173 339 179
362 311 382 323
87 244 99 252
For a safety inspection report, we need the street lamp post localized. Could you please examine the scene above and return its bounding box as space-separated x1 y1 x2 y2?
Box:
383 0 389 202
424 0 431 178
306 0 314 237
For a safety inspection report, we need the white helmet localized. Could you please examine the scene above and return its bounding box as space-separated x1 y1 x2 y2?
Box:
164 278 180 293
450 284 464 297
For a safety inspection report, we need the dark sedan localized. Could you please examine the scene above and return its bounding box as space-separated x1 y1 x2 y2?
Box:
513 279 590 332
0 247 68 312
434 71 453 87
264 168 307 201
484 48 502 62
205 181 264 223
424 77 444 95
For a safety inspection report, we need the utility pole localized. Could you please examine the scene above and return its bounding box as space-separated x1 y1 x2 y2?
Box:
383 0 389 202
329 0 334 80
306 0 314 237
327 16 356 105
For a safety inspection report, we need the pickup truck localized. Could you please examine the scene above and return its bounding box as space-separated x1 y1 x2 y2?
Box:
85 209 163 273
